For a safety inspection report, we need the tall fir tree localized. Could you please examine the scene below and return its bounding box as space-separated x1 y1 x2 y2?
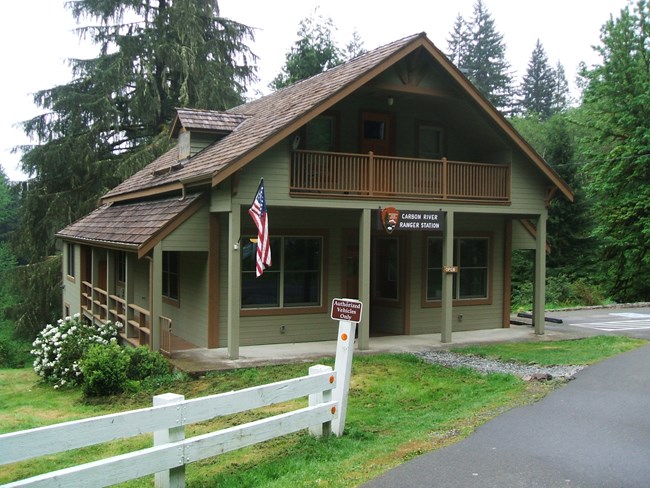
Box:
12 0 256 335
16 0 257 262
578 0 650 301
446 13 470 68
448 0 514 113
552 61 570 114
519 39 556 119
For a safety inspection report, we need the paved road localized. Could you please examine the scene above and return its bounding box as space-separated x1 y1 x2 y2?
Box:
363 342 650 487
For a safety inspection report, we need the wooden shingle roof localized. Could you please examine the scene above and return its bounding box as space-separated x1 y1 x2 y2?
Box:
101 32 573 203
170 108 249 137
56 193 205 257
103 33 426 201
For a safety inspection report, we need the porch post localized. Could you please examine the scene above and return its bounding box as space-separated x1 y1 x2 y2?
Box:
151 243 163 351
441 210 454 343
358 208 371 350
533 213 547 335
228 204 241 359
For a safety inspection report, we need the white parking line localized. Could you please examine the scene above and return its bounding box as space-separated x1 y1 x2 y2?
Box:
570 319 650 332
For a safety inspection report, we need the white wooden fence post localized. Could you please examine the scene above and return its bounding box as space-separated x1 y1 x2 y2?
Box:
154 393 185 488
332 320 356 437
308 364 334 437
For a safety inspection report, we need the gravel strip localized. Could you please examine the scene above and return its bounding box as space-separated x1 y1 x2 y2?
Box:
415 350 586 381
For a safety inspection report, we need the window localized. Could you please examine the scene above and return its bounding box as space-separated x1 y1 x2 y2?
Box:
162 251 180 302
418 124 443 159
426 237 489 302
66 243 75 279
115 251 126 285
241 236 322 309
304 115 337 151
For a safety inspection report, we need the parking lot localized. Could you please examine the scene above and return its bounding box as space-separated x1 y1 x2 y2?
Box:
544 305 650 339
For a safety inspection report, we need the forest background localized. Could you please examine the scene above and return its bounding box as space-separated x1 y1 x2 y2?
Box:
1 0 648 366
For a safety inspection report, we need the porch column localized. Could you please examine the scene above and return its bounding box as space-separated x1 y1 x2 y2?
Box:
151 243 163 351
358 208 371 350
228 204 241 359
533 213 547 335
441 210 455 343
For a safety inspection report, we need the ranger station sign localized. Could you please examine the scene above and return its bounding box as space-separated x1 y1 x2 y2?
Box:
379 207 445 234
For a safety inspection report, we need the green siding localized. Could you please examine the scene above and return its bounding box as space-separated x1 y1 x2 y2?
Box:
162 252 209 348
62 242 81 315
512 219 536 250
162 206 209 252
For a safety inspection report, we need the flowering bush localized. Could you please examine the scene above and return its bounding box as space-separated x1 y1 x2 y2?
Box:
31 314 122 389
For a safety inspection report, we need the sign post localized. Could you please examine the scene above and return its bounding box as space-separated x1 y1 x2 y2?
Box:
330 298 363 436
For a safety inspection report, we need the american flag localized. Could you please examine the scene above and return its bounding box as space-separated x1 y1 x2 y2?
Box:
248 178 271 277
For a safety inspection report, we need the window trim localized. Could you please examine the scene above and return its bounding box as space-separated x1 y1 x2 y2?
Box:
162 251 180 306
421 233 493 308
240 230 328 317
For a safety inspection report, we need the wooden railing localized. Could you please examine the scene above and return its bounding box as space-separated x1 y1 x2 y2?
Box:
159 316 173 357
80 281 152 349
291 150 510 202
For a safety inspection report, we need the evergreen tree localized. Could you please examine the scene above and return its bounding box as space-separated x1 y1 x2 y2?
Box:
552 61 570 113
270 9 343 90
344 29 366 60
446 14 470 68
448 0 514 113
578 0 650 301
16 0 257 261
519 40 556 119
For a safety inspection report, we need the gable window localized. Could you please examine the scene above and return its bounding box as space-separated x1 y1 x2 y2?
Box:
304 114 337 152
241 235 323 310
162 251 180 302
66 243 75 279
418 124 444 159
425 236 490 303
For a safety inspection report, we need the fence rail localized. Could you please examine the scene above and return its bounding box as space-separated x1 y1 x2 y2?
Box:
0 320 358 488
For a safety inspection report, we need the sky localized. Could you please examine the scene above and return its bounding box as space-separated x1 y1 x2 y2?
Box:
0 0 629 182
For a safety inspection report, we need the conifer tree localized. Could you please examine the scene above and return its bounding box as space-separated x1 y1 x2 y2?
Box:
16 0 257 261
448 0 514 113
519 39 556 119
552 61 570 113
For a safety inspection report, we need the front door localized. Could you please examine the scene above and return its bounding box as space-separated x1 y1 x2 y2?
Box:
360 111 393 155
370 235 406 336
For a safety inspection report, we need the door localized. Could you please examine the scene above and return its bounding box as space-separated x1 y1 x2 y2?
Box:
360 111 393 155
370 235 406 336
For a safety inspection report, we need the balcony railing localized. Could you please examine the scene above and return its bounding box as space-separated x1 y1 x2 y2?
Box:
290 150 510 203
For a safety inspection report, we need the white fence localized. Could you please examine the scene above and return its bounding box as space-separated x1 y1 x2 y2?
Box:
0 321 357 488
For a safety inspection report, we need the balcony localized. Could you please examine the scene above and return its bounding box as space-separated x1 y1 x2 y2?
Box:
290 150 510 203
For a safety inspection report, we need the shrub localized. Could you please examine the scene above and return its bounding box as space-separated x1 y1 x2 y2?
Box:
81 343 130 397
31 314 122 388
124 346 171 381
81 345 172 396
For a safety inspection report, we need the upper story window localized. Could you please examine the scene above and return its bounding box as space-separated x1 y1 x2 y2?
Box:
241 235 323 310
418 124 444 159
304 114 337 152
425 236 490 303
162 251 180 303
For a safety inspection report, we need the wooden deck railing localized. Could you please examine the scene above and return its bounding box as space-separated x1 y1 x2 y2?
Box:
291 150 510 202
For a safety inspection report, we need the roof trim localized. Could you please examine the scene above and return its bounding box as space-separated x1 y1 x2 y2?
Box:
102 182 184 204
136 193 208 258
212 33 573 201
212 34 428 187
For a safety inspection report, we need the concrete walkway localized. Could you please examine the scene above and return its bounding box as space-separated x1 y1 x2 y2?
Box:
169 326 580 373
363 343 650 488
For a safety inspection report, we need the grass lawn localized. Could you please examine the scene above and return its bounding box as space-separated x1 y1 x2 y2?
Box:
0 336 645 487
